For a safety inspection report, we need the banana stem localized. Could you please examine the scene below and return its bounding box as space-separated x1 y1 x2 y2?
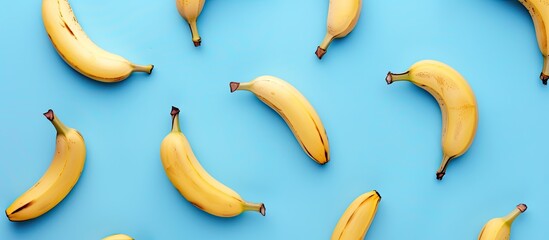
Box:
170 106 181 133
232 82 252 92
189 20 201 47
229 82 240 92
502 204 527 224
385 71 410 84
131 64 154 74
316 34 334 59
436 154 452 180
541 56 549 85
243 202 266 216
44 109 69 135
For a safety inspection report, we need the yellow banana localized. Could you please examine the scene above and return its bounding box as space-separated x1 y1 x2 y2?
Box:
5 110 86 222
478 204 527 240
386 60 478 180
331 190 381 240
316 0 362 59
518 0 549 84
160 106 265 217
230 76 330 165
176 0 206 46
102 234 134 240
42 0 153 83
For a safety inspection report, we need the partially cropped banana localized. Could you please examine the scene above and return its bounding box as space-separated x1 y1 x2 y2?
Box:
386 60 478 180
102 234 134 240
176 0 206 46
160 106 265 217
478 204 527 240
42 0 153 83
316 0 362 59
331 190 381 240
518 0 549 84
230 76 330 165
6 110 86 222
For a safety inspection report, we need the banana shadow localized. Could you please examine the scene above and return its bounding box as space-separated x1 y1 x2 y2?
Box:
487 0 530 20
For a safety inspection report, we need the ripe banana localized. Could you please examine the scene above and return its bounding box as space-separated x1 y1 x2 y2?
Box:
102 234 134 240
518 0 549 84
386 60 478 180
42 0 153 83
5 110 86 222
478 204 527 240
160 106 265 217
230 76 330 165
316 0 362 59
331 190 381 240
176 0 205 47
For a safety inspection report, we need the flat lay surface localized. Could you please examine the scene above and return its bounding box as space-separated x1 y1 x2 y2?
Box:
0 0 546 239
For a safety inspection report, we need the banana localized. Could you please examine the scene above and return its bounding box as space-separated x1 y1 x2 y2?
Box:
478 204 527 240
102 234 134 240
160 106 265 217
5 110 86 222
230 76 330 165
331 190 381 240
42 0 153 83
176 0 206 47
386 60 478 180
518 0 549 84
316 0 362 59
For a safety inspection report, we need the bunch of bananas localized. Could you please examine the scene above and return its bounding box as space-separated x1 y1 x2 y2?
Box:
4 0 542 239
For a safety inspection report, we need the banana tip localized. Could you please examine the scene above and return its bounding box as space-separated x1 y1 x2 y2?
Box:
436 172 445 180
374 190 382 199
259 204 266 216
315 46 326 59
517 203 527 212
171 106 180 116
148 65 154 74
541 73 548 85
386 72 393 84
230 82 240 93
44 109 54 121
193 40 201 47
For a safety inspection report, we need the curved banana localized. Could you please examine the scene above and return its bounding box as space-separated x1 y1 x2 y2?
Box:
230 76 330 165
42 0 153 83
386 60 478 180
478 204 527 240
518 0 549 84
176 0 206 46
102 234 134 240
160 106 265 217
316 0 362 59
5 110 86 222
331 190 381 240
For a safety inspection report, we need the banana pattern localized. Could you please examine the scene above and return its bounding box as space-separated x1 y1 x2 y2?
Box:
386 60 478 180
230 76 330 165
176 0 206 46
42 0 153 82
331 190 381 240
5 110 86 222
160 106 265 217
518 0 549 84
102 234 134 240
478 204 527 240
316 0 362 59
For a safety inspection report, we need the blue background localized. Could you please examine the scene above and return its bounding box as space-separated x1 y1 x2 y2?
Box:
0 0 545 239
